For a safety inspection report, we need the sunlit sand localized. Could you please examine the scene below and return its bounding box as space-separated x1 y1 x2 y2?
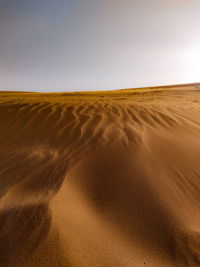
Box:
1 84 200 266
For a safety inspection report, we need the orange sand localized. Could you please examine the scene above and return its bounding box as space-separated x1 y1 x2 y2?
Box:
0 84 200 266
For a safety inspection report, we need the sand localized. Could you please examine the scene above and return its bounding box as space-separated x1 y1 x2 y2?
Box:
0 84 200 266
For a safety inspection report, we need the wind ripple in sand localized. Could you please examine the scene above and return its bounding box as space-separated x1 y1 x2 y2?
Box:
0 88 200 266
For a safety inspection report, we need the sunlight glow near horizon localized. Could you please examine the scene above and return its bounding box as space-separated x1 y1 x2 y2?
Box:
0 0 200 92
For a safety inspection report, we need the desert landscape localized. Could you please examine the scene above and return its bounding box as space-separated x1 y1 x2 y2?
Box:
1 84 200 266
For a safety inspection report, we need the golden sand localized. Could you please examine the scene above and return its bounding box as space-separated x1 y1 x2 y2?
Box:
0 85 200 266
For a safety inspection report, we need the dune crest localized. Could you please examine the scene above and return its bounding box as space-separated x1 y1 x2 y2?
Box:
0 86 200 266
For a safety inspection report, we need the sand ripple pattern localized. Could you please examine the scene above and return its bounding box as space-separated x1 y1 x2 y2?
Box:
0 88 200 266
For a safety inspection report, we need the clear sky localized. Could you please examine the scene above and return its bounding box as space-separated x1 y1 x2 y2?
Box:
0 0 200 92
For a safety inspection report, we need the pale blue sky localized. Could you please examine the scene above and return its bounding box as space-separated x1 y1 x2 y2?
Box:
0 0 200 92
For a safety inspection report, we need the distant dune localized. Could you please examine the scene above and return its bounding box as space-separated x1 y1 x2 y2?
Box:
1 85 200 266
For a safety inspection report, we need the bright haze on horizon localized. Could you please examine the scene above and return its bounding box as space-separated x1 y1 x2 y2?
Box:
0 0 200 92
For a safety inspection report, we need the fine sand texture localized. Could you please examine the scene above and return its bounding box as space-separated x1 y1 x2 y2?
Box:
1 84 200 266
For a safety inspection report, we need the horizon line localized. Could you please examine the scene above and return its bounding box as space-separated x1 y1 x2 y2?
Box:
1 81 200 94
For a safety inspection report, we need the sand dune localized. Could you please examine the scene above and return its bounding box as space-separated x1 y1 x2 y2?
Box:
0 85 200 266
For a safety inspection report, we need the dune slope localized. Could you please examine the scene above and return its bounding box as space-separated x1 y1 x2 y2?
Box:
0 86 200 266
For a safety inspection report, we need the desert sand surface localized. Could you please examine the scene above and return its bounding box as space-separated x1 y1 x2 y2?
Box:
1 84 200 266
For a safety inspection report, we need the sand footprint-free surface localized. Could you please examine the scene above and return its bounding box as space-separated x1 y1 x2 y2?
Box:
1 85 200 266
